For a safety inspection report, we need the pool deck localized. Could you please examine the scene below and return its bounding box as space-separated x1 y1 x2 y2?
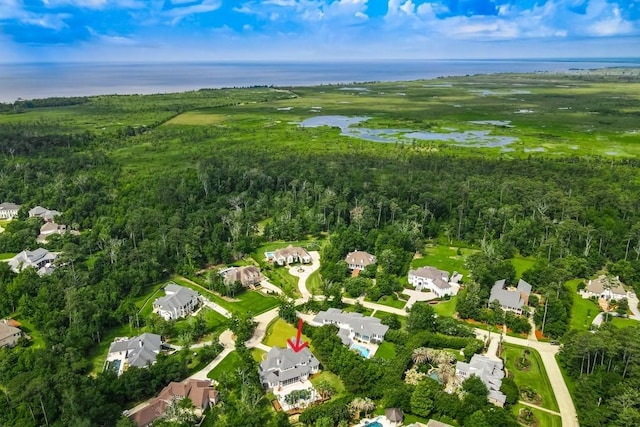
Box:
354 416 395 427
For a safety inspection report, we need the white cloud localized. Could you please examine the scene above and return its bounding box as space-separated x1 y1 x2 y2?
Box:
164 0 222 24
23 13 69 30
589 5 634 36
42 0 145 8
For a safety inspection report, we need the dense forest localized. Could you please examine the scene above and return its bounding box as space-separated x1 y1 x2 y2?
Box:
1 72 640 426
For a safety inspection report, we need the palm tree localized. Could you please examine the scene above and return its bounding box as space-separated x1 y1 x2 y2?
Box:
350 397 366 419
437 363 455 386
315 380 336 400
361 398 376 418
412 347 430 365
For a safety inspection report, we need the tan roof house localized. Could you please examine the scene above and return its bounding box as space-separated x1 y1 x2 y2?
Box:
128 379 219 427
37 222 68 243
345 250 376 271
582 275 627 300
272 245 311 266
222 266 262 287
28 206 61 222
0 319 23 348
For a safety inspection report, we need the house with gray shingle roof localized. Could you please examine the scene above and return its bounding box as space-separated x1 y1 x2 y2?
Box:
259 346 320 389
455 354 507 407
106 333 164 376
8 248 57 275
408 266 460 297
489 279 531 315
0 202 20 219
28 206 61 222
345 250 376 271
312 308 389 345
153 283 199 321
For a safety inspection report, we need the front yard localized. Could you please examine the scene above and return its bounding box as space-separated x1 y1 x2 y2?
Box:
208 350 242 381
502 343 559 412
263 318 311 348
567 279 600 331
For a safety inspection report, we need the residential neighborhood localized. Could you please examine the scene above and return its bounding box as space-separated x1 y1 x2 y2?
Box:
268 245 311 266
345 250 377 272
455 353 507 407
28 205 61 222
258 345 320 389
221 265 262 288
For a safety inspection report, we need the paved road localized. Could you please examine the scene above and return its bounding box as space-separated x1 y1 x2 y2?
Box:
246 307 280 349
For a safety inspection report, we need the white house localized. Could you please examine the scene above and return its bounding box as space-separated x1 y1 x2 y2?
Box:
407 266 461 297
0 203 20 219
489 279 532 315
456 354 507 407
344 250 376 271
581 275 627 301
272 245 311 266
152 283 199 321
312 308 389 345
8 248 57 275
106 333 164 376
259 346 320 389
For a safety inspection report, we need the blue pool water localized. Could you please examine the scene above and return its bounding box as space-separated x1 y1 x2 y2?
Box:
265 251 275 259
365 422 382 427
351 344 370 358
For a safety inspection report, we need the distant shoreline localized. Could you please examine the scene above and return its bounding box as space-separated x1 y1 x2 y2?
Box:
0 59 638 103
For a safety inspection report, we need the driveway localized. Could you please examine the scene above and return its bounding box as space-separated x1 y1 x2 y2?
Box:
200 296 232 319
246 307 280 349
189 329 236 380
402 288 436 309
260 279 284 295
287 251 320 300
628 293 640 320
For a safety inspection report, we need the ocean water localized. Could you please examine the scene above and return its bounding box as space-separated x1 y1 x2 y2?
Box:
0 59 637 102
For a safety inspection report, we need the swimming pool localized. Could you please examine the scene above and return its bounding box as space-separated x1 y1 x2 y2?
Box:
351 344 370 358
265 251 275 259
364 419 382 427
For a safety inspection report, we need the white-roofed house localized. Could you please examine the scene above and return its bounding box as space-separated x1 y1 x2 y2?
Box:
408 266 460 297
152 283 200 321
455 354 507 407
0 202 20 219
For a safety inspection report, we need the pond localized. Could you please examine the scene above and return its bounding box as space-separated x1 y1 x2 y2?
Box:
298 115 519 148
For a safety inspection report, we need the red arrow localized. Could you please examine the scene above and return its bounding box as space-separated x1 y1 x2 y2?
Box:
287 318 309 353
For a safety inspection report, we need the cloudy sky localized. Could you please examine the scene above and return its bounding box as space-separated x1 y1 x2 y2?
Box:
0 0 638 62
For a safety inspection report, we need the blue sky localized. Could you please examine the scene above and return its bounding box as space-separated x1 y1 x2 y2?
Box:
0 0 638 62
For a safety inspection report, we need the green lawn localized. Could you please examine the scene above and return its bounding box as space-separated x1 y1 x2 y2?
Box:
372 311 407 329
208 351 242 381
342 304 374 317
263 267 300 297
610 316 639 329
566 279 600 331
372 295 407 309
510 254 535 280
89 323 143 374
502 343 560 412
171 275 278 315
431 297 457 317
309 371 346 399
10 317 45 349
307 269 323 295
411 244 477 277
0 252 16 260
374 341 396 359
513 403 562 427
252 347 267 363
263 318 311 348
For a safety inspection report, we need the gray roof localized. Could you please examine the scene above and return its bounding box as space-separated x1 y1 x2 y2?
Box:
28 206 61 221
489 279 531 310
409 266 451 289
153 284 198 312
456 354 506 403
312 308 389 338
0 321 22 343
274 245 310 260
0 202 20 211
345 251 376 267
259 346 319 385
8 248 57 273
109 333 162 368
